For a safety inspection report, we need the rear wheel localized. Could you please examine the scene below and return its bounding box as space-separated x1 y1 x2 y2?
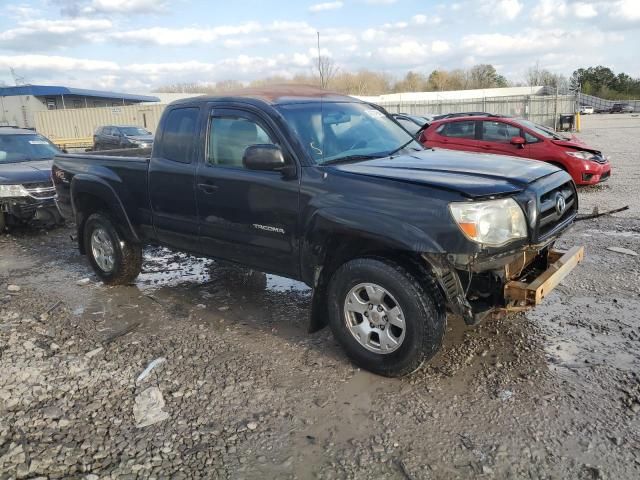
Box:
0 213 5 233
83 212 142 285
327 258 446 377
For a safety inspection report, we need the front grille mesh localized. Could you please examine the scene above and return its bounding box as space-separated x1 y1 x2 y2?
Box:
22 181 56 199
536 180 577 240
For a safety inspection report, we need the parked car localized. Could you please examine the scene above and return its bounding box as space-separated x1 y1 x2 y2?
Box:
93 125 154 151
391 113 433 137
420 115 611 185
53 86 583 377
0 127 64 231
579 106 594 114
432 112 495 121
610 103 634 114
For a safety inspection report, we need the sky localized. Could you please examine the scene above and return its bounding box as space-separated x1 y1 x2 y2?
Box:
0 0 639 93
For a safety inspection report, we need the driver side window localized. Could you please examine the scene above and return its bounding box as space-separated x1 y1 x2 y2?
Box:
207 116 276 168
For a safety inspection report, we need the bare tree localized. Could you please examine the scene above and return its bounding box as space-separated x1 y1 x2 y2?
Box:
526 62 568 89
317 55 338 88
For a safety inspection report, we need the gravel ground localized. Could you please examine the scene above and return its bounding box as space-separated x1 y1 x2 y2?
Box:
1 114 639 479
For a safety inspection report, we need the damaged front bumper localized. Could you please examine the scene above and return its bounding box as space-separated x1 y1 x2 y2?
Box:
1 197 63 226
424 244 585 325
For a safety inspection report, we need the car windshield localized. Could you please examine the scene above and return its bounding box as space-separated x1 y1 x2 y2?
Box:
511 118 563 140
0 133 60 164
120 127 151 136
277 102 423 164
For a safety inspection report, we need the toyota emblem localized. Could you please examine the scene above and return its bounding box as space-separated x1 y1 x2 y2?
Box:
555 193 566 215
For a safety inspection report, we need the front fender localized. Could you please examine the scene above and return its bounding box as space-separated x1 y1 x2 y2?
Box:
71 174 140 244
301 207 445 285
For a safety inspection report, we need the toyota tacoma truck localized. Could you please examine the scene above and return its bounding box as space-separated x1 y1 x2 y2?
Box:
53 86 583 377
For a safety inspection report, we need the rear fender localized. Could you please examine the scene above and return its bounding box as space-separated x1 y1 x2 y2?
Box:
71 174 140 251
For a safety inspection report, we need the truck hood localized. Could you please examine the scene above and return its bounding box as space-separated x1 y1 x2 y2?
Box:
332 148 560 198
0 159 53 184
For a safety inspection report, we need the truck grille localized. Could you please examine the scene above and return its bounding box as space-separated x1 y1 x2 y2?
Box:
22 181 56 199
535 179 577 242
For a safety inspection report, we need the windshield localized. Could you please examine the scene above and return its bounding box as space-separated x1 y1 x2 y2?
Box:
0 134 60 164
277 102 422 164
120 127 151 136
512 118 562 140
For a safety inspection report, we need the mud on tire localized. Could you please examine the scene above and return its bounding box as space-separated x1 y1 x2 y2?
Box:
327 257 446 377
83 212 142 285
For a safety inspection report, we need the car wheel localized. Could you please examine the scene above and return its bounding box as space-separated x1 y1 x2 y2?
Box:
327 258 446 377
0 213 6 233
83 212 142 285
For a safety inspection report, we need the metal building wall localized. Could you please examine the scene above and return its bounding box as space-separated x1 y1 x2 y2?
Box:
34 103 166 140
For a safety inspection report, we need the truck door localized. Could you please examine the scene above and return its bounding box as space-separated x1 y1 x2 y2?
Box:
195 107 300 277
148 106 201 251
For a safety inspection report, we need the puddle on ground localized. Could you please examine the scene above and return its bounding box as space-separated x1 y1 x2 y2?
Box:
528 296 640 373
137 247 309 294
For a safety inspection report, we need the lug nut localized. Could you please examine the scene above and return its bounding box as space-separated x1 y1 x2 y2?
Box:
377 306 383 312
368 304 374 310
364 311 369 317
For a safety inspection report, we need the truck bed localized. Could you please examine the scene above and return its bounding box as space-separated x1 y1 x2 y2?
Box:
53 150 153 238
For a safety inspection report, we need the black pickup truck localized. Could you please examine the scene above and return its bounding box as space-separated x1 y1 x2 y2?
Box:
53 86 583 376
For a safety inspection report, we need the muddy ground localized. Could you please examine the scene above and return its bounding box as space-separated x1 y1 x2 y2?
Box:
1 114 639 479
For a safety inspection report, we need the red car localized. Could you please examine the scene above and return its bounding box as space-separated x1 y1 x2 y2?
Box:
420 115 611 185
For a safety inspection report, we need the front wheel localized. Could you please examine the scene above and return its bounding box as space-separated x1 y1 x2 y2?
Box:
327 258 446 377
83 212 142 285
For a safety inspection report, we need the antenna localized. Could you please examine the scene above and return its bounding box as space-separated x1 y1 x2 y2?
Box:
10 67 26 86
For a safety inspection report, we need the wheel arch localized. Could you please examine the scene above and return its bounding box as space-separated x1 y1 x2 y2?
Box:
71 174 140 253
304 210 447 333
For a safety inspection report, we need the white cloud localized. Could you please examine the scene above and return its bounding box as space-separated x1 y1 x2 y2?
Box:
50 0 168 16
412 14 427 25
0 54 119 73
309 1 343 12
613 0 640 22
0 17 112 50
480 0 524 21
431 40 451 54
573 2 598 18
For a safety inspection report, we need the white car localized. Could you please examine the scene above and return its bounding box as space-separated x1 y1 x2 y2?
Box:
580 106 594 114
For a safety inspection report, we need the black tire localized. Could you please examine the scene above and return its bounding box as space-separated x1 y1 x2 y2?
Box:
327 258 446 377
0 213 5 233
83 212 142 285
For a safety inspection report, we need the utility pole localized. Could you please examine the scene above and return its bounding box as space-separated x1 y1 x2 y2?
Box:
317 31 323 88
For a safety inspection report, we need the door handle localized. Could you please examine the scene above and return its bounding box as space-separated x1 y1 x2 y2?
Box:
197 183 219 194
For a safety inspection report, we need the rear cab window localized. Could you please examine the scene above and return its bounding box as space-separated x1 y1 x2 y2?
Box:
159 107 200 163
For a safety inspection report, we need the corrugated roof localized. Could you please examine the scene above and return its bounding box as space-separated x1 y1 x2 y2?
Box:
0 85 159 102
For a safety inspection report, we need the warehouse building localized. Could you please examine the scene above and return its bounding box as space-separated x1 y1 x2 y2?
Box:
0 85 159 129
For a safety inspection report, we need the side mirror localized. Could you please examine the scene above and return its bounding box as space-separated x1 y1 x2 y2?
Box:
510 136 526 148
243 144 286 171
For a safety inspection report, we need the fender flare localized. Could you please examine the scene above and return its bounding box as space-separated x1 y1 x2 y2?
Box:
71 174 140 246
302 207 446 333
301 207 445 283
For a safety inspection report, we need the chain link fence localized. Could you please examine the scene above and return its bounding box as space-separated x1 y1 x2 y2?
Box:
377 93 577 128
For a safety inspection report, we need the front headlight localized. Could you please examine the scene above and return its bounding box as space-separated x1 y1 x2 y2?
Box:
566 150 595 160
0 184 29 198
449 198 528 247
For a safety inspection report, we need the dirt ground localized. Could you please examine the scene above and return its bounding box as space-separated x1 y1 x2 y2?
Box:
1 114 639 479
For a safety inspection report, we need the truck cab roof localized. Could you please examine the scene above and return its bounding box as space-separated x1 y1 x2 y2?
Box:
168 84 359 107
0 126 37 135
